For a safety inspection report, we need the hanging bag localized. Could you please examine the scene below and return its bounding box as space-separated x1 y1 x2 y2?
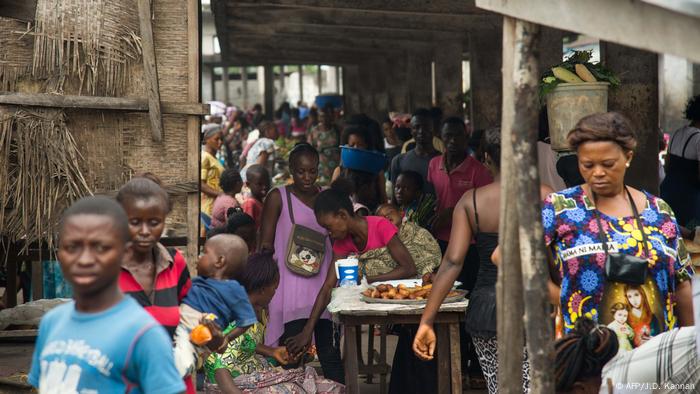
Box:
593 188 650 285
284 188 326 277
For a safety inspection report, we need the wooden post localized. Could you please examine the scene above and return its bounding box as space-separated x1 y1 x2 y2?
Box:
137 0 164 142
299 65 304 104
497 16 525 394
186 0 201 273
242 66 249 108
317 65 323 95
510 20 555 394
264 66 274 120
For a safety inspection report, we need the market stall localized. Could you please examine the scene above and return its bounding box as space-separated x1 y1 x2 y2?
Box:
328 284 467 394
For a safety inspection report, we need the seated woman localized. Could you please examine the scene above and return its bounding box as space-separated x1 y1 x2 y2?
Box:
284 187 417 356
374 203 441 276
332 124 388 207
204 252 343 394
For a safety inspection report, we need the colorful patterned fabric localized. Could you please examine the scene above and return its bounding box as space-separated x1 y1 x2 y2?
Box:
204 313 268 382
542 186 693 343
307 125 339 186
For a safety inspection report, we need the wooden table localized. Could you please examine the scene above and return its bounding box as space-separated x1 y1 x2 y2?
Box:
329 289 467 394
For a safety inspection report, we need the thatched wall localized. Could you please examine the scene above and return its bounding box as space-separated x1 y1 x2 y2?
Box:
1 0 196 245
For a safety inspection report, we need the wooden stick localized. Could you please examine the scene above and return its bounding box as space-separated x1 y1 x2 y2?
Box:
137 0 164 142
510 19 555 394
0 93 209 115
187 0 202 274
497 15 526 394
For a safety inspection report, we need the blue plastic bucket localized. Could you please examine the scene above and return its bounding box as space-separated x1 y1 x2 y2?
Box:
340 146 386 174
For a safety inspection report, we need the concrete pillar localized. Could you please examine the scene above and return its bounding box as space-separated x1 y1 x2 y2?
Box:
221 64 230 104
434 41 464 116
603 43 659 194
298 65 304 104
241 66 249 108
263 65 274 120
470 28 502 130
371 58 390 120
343 64 360 114
660 55 693 133
202 65 213 102
388 54 410 113
406 52 432 111
335 66 341 94
279 65 285 90
358 61 376 116
317 65 323 95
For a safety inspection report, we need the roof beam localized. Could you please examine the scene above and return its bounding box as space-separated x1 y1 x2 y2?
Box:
476 0 700 63
228 0 485 16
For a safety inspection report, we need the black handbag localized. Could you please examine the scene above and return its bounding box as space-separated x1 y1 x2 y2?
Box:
593 188 649 286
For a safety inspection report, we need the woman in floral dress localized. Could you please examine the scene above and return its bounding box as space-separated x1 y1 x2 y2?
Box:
307 108 339 186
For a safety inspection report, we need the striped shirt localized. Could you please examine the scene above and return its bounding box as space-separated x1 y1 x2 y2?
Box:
119 243 191 338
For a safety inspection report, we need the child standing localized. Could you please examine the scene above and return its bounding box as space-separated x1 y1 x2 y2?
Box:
211 169 243 228
116 176 194 393
29 196 184 394
242 165 270 229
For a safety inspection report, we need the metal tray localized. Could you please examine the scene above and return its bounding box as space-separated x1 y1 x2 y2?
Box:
360 289 467 305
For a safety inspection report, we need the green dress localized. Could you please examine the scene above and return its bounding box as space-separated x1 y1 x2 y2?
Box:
204 313 268 382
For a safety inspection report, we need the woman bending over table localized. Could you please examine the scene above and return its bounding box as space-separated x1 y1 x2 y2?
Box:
285 187 417 357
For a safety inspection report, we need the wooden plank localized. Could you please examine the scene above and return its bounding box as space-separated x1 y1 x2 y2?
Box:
4 243 18 308
344 325 360 394
475 0 700 64
0 0 37 22
187 0 202 275
137 0 164 142
0 93 209 115
0 330 37 339
30 260 42 301
510 20 554 394
497 16 526 394
436 324 450 393
448 324 462 394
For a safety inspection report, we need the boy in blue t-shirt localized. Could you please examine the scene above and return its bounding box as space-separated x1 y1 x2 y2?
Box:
174 233 257 376
29 196 185 394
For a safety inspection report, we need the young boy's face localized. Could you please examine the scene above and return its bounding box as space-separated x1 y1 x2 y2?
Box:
196 244 220 278
58 214 126 296
394 175 419 206
247 173 270 202
122 197 167 254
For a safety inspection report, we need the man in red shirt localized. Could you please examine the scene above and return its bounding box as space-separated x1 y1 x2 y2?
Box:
428 116 492 258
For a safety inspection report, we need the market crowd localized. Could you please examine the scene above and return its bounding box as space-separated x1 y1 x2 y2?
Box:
28 94 700 394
